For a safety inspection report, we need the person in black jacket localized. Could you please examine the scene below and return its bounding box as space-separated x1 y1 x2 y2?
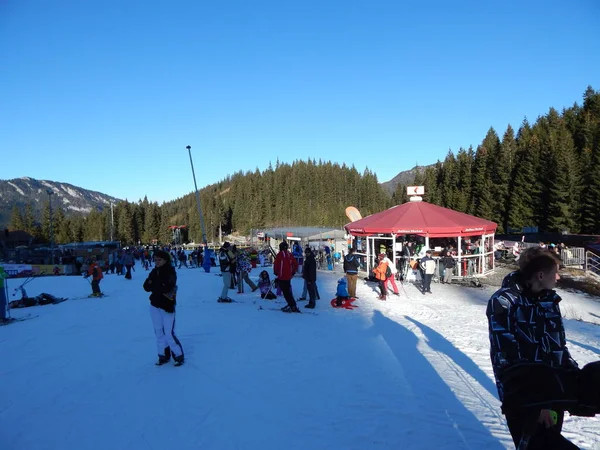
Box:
343 247 360 298
487 247 600 449
440 251 455 284
303 248 317 309
143 249 184 366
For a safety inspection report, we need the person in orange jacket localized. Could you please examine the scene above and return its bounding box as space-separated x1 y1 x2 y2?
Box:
372 253 389 300
86 258 104 297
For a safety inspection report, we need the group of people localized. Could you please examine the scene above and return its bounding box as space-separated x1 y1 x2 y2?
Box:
216 242 259 302
215 240 322 313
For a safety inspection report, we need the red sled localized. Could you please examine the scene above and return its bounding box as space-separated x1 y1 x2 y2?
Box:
330 297 358 309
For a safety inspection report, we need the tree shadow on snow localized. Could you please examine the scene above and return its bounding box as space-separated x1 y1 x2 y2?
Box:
403 316 499 400
370 310 504 449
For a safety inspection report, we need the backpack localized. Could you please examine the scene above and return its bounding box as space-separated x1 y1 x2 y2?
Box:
385 265 392 278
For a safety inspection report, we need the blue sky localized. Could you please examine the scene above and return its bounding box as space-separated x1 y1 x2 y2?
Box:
1 0 598 204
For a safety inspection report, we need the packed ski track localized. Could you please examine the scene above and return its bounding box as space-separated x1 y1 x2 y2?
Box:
1 267 600 450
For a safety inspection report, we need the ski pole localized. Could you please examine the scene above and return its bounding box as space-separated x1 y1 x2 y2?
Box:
4 281 10 320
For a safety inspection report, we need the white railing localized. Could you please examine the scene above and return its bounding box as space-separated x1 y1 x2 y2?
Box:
560 247 585 268
455 251 495 277
585 251 600 279
502 242 585 268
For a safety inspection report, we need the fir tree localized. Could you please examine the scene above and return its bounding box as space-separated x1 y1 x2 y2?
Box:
9 206 24 231
471 146 494 220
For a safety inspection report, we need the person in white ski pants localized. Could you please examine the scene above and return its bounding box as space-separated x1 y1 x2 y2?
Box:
150 305 183 357
143 250 184 365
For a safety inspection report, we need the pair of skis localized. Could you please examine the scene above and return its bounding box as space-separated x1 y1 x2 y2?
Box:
1 313 38 326
258 305 318 315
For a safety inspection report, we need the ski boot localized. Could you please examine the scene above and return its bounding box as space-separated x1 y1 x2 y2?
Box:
156 354 170 366
173 355 184 367
218 297 233 303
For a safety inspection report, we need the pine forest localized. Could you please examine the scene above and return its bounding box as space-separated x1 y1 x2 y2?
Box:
8 86 600 245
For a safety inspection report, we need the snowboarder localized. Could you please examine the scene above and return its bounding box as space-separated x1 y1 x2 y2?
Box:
143 250 184 366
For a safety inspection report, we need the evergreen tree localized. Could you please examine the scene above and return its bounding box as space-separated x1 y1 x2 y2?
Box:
391 183 408 205
507 121 536 231
117 201 135 244
441 151 458 209
498 125 517 231
455 147 473 213
9 206 24 231
41 199 54 243
482 128 507 231
23 203 36 236
54 208 70 244
470 146 494 219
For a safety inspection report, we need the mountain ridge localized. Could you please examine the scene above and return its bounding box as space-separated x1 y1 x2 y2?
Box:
0 177 121 227
0 164 423 228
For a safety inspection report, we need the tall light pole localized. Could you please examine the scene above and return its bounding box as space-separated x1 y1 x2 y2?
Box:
110 201 114 242
46 189 55 265
187 145 208 245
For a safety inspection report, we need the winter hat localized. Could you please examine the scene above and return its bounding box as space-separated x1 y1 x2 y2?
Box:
337 277 347 285
154 250 171 261
279 241 289 251
223 242 231 248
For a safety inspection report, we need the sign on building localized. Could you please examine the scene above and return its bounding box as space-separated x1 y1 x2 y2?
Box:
406 186 425 196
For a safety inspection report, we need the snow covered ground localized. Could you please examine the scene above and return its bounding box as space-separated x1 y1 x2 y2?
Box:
2 266 600 450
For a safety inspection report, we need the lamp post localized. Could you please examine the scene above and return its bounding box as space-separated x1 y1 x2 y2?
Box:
186 145 207 245
46 189 55 265
110 201 114 242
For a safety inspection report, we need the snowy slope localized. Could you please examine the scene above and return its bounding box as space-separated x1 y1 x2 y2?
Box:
1 267 600 450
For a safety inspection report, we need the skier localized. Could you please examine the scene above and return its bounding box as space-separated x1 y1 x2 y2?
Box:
381 253 400 296
143 249 184 366
273 241 299 313
236 250 258 293
85 258 104 297
257 270 277 300
302 247 317 309
487 246 600 449
372 253 389 300
0 266 8 321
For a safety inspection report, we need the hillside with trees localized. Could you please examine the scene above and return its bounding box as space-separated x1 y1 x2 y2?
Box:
7 86 600 245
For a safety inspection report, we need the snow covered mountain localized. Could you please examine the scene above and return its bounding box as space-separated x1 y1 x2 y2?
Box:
0 177 121 226
380 165 429 195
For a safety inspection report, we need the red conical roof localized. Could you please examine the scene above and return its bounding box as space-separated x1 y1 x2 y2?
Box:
345 201 497 237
